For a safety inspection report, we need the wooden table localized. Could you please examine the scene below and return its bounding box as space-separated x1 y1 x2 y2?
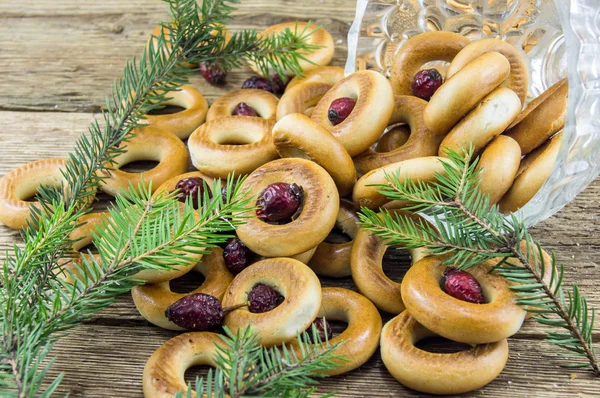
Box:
1 1 599 396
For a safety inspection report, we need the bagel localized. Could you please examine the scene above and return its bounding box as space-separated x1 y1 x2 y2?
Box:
424 52 511 135
308 199 359 277
286 66 345 90
380 311 509 395
98 128 188 197
438 87 522 158
206 89 279 121
290 288 382 376
401 256 526 344
248 22 335 77
353 156 447 210
188 116 278 179
375 125 411 153
222 257 322 347
131 248 234 330
475 135 522 205
447 38 529 104
236 158 339 257
272 113 356 196
354 95 444 174
390 31 471 96
142 85 208 139
311 70 394 156
0 158 96 230
505 78 568 155
276 82 332 121
351 210 431 314
499 132 563 214
143 332 226 398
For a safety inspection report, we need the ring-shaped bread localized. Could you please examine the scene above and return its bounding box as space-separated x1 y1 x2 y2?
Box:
286 66 345 90
446 38 529 104
424 52 511 136
188 116 278 179
206 89 279 122
498 132 563 214
272 113 356 196
276 82 332 121
98 128 188 197
248 22 335 76
438 87 522 158
353 156 447 210
143 332 226 398
390 31 471 96
132 248 234 330
222 257 322 347
505 78 568 155
290 287 382 376
236 158 339 257
308 199 359 277
380 311 509 395
0 158 96 230
401 256 526 344
351 210 431 314
375 126 411 152
354 95 443 175
142 85 208 139
311 70 394 156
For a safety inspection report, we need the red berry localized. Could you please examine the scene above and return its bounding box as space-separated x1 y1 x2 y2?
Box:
232 102 258 117
270 74 290 95
199 62 227 85
248 284 284 313
174 177 211 209
442 268 485 304
308 317 333 343
165 293 224 330
411 68 443 100
327 97 356 125
256 183 303 223
223 238 254 274
242 76 274 92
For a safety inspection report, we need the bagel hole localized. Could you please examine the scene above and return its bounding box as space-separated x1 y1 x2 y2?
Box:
324 228 352 244
184 365 212 386
169 271 206 294
78 243 99 255
211 127 263 146
415 336 472 354
375 124 411 153
147 104 186 115
419 61 449 79
119 160 159 173
304 319 347 341
381 246 413 283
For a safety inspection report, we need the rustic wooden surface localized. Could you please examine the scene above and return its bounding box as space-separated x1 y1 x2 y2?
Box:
0 0 599 397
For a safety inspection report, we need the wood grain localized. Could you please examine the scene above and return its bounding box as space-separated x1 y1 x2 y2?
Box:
1 0 599 397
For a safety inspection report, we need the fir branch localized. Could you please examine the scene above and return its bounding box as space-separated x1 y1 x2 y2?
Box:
359 148 599 374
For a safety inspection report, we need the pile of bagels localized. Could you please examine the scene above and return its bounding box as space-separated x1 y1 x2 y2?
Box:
0 20 568 397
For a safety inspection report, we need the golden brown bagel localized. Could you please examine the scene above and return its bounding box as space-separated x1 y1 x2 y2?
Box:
188 116 278 179
351 210 431 314
499 132 563 214
380 311 509 395
354 95 444 174
131 248 234 330
222 258 322 347
276 82 332 121
390 31 471 96
142 86 208 139
505 78 568 155
272 113 356 196
236 158 339 257
98 128 188 197
290 288 382 376
375 125 411 152
286 66 345 90
0 158 96 230
438 87 522 158
311 70 394 156
475 135 522 206
424 52 511 135
206 89 279 121
143 332 225 398
353 156 447 210
447 38 529 104
308 199 359 277
401 256 526 344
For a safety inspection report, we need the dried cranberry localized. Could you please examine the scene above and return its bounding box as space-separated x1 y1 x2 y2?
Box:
248 284 284 313
308 317 333 343
223 238 254 274
199 62 227 85
221 181 237 204
442 268 485 304
270 74 290 95
411 68 443 100
165 293 224 330
327 97 356 125
232 102 258 117
256 183 303 223
174 177 212 209
242 76 274 92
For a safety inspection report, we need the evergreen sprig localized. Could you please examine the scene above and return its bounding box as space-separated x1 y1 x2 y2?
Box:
358 148 599 374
